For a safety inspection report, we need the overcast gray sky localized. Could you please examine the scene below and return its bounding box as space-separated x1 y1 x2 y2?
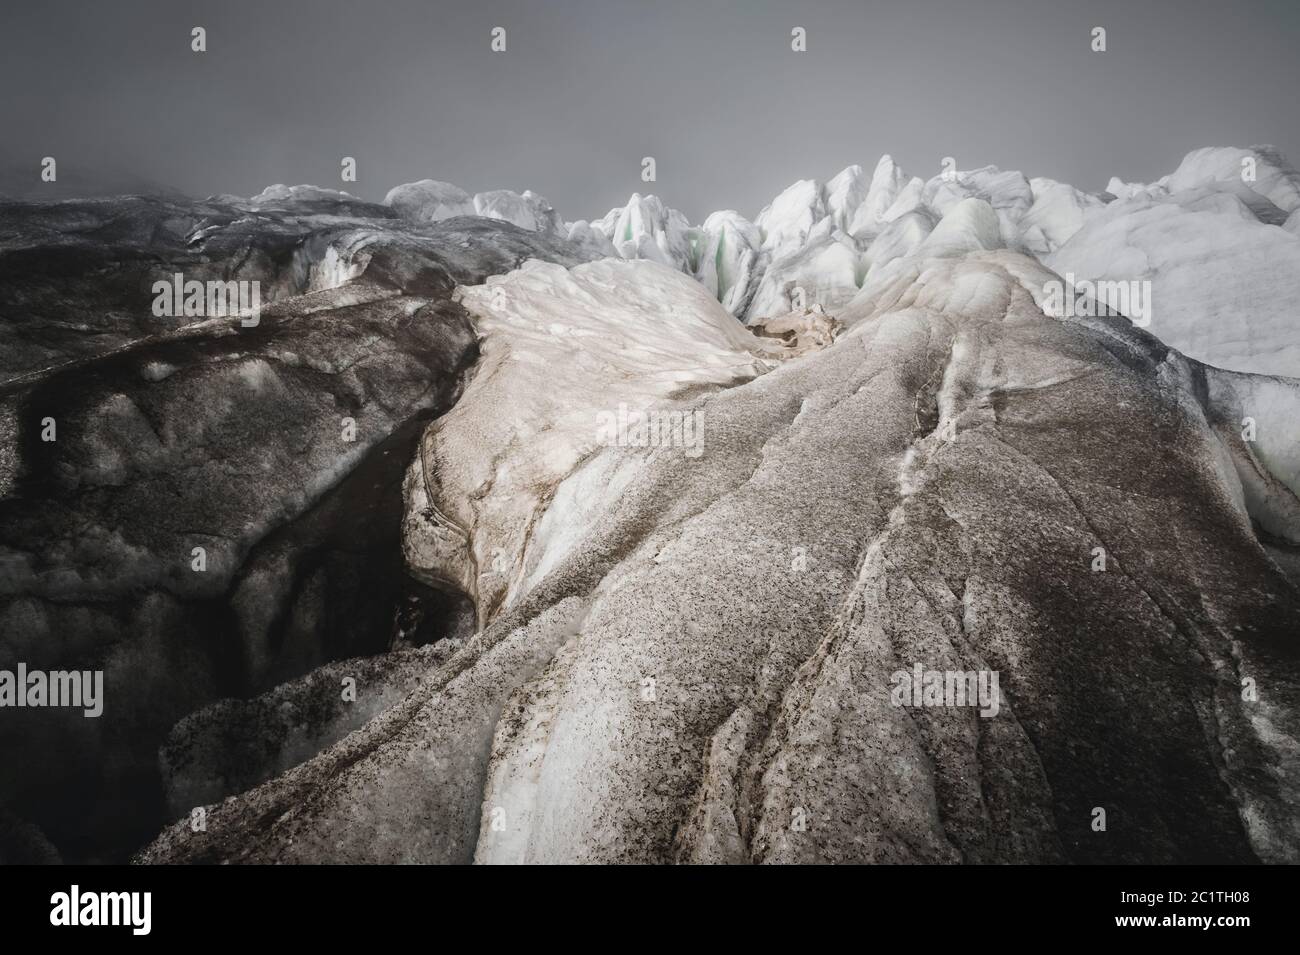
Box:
2 0 1298 222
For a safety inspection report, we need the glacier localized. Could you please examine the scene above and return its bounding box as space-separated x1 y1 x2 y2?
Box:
373 146 1300 378
138 245 1300 865
2 144 1299 865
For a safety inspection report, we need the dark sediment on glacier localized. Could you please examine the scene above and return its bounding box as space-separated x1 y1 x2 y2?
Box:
0 194 589 861
141 253 1300 865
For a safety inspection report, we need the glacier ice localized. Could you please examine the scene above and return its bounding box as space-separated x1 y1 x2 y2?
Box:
590 193 695 271
255 145 1300 376
1019 177 1106 254
1046 189 1300 376
921 165 1034 243
917 196 1005 258
472 189 563 234
383 179 475 223
745 221 863 322
11 140 1300 867
848 155 911 237
248 183 359 205
694 209 761 314
139 248 1300 865
406 257 778 624
755 178 828 261
1164 145 1300 214
864 210 934 272
824 164 869 234
575 145 1300 377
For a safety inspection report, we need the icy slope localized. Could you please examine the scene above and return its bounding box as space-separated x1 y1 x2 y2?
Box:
142 249 1300 865
379 146 1300 377
1110 146 1300 214
1046 187 1300 377
403 257 781 626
